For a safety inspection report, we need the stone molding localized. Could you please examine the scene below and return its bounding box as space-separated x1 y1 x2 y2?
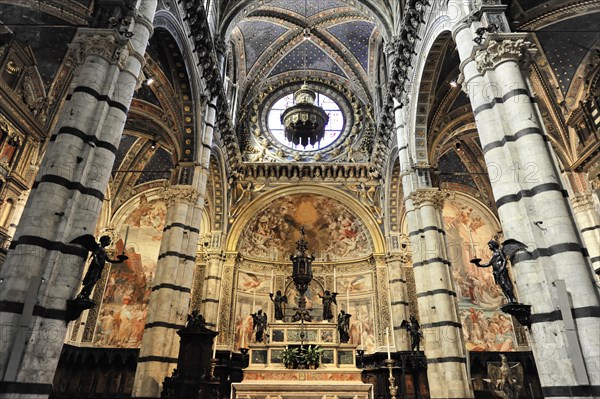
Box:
162 185 199 207
474 34 534 74
406 189 449 210
67 30 131 69
571 193 596 212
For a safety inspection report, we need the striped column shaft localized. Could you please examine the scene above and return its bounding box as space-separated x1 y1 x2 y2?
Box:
454 21 600 396
571 194 600 275
407 189 473 399
132 186 201 397
200 252 225 328
0 5 156 397
388 253 410 350
496 48 599 390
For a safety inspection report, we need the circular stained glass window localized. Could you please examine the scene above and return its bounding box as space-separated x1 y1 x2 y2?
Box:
267 92 345 151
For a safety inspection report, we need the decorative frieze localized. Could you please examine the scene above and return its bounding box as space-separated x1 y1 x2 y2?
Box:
474 34 535 74
162 184 200 207
571 193 596 212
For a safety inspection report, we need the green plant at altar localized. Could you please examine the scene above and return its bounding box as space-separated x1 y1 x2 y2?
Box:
280 347 300 369
302 345 322 369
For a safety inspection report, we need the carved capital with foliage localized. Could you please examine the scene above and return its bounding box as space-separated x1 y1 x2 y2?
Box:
67 30 130 69
407 189 449 210
474 34 534 73
162 184 199 207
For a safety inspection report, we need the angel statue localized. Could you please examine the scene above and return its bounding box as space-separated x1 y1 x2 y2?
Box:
269 290 287 321
251 309 268 343
488 354 523 399
71 235 128 300
318 290 338 322
471 238 527 304
337 310 352 343
401 315 422 353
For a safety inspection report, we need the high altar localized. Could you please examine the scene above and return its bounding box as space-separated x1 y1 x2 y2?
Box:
231 229 373 399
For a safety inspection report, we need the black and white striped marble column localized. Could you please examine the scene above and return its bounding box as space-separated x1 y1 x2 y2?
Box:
132 185 201 397
200 251 226 328
453 11 600 396
387 253 411 351
571 194 600 276
0 2 156 397
394 97 473 398
405 190 473 399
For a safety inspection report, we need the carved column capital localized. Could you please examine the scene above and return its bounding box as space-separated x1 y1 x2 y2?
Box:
67 29 131 69
407 189 449 210
161 184 199 207
474 34 535 74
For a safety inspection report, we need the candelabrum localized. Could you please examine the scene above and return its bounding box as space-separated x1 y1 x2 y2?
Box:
384 358 398 399
356 349 365 368
209 358 218 381
240 347 249 367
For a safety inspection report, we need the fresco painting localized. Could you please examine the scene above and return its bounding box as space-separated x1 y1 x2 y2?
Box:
336 273 373 293
233 295 270 350
348 298 376 354
284 279 324 322
93 196 166 348
442 198 520 351
238 193 372 260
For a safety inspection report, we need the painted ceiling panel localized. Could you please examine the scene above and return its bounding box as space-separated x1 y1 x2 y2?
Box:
536 13 600 94
326 21 375 73
113 135 138 173
135 147 173 186
265 0 348 17
438 149 476 189
269 40 347 78
238 20 288 71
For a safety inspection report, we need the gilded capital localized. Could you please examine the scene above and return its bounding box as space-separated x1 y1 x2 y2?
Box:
407 189 449 210
162 185 199 207
474 34 534 73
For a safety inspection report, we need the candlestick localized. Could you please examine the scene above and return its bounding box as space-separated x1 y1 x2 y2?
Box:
359 323 364 350
468 229 476 259
385 327 391 359
270 269 275 291
252 289 256 313
333 267 337 292
241 318 246 348
212 332 217 359
122 226 129 255
346 289 350 312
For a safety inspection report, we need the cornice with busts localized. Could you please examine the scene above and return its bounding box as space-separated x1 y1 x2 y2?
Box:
474 34 536 74
161 184 199 207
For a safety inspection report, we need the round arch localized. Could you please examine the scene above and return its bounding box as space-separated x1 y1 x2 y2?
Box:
225 184 386 254
404 12 453 166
